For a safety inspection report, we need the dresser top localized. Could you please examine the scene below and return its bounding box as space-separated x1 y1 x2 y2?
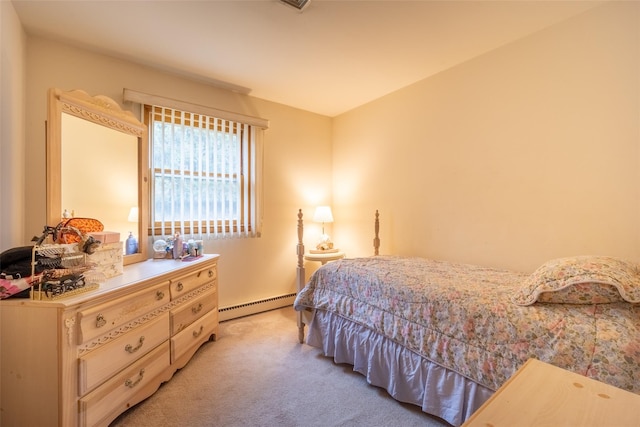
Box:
1 254 220 308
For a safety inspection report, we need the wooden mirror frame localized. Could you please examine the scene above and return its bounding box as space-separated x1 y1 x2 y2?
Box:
46 88 149 265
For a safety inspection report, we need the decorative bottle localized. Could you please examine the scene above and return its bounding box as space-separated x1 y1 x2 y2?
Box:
173 233 183 259
126 232 138 255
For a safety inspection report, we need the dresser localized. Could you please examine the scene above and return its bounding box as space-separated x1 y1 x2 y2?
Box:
0 254 219 427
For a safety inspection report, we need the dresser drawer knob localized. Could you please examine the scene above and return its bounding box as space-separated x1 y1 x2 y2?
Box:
95 314 107 328
208 270 214 278
156 290 165 300
192 303 203 315
125 336 145 353
193 325 204 338
124 368 145 388
176 282 184 291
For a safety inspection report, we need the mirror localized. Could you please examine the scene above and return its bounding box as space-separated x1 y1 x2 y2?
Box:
46 88 149 265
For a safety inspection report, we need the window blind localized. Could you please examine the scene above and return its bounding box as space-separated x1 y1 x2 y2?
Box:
145 105 263 240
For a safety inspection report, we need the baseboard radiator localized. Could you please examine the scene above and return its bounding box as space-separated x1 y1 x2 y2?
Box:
218 293 297 322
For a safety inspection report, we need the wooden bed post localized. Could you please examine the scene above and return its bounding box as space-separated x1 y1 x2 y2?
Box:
374 210 380 256
296 209 306 343
297 209 379 343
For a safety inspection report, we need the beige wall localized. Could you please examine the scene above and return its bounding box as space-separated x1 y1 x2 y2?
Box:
1 1 27 250
332 2 640 272
21 38 332 308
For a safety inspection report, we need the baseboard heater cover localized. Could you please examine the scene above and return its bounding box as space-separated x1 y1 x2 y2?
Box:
219 293 297 321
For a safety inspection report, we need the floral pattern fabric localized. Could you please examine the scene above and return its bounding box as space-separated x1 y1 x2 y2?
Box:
510 255 640 305
0 276 35 299
294 256 640 393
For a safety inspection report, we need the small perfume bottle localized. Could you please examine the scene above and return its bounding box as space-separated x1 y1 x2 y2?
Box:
173 232 183 259
126 232 138 255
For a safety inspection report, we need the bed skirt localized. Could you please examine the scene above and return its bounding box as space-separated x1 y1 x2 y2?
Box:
306 309 494 427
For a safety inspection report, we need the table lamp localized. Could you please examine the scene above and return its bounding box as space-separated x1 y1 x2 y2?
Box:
313 206 336 252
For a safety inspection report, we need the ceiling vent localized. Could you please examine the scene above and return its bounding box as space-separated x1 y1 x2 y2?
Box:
280 0 310 11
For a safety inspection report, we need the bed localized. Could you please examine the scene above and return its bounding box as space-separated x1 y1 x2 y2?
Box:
293 209 640 426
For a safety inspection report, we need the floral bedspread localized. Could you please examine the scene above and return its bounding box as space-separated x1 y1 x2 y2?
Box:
294 256 640 393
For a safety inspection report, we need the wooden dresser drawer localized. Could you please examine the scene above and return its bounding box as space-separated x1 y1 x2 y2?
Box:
170 308 218 363
170 265 217 299
170 287 217 335
77 282 170 344
78 342 170 427
78 313 170 396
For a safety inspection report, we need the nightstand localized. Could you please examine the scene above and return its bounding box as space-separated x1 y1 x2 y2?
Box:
463 358 640 426
304 251 345 265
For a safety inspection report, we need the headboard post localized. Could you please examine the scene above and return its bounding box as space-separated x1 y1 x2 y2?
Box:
373 209 380 256
296 209 306 343
297 209 305 269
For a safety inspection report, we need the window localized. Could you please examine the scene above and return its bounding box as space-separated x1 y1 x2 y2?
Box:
143 104 264 239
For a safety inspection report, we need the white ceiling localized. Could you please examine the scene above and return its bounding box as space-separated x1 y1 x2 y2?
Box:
12 0 603 117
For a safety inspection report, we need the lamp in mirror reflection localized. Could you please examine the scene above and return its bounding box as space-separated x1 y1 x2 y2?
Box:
127 207 139 222
126 207 139 255
313 206 335 251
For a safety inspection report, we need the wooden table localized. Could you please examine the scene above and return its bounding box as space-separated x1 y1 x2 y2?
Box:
304 251 345 265
463 358 640 426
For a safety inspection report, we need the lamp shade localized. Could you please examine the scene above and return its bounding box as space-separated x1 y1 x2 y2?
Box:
313 206 334 223
128 207 139 222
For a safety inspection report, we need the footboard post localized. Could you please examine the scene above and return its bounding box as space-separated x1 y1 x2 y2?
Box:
374 209 380 256
296 209 306 343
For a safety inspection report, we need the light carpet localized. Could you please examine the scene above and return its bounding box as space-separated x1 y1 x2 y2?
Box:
110 307 451 427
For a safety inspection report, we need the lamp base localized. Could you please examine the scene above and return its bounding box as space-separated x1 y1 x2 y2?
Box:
310 248 339 254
